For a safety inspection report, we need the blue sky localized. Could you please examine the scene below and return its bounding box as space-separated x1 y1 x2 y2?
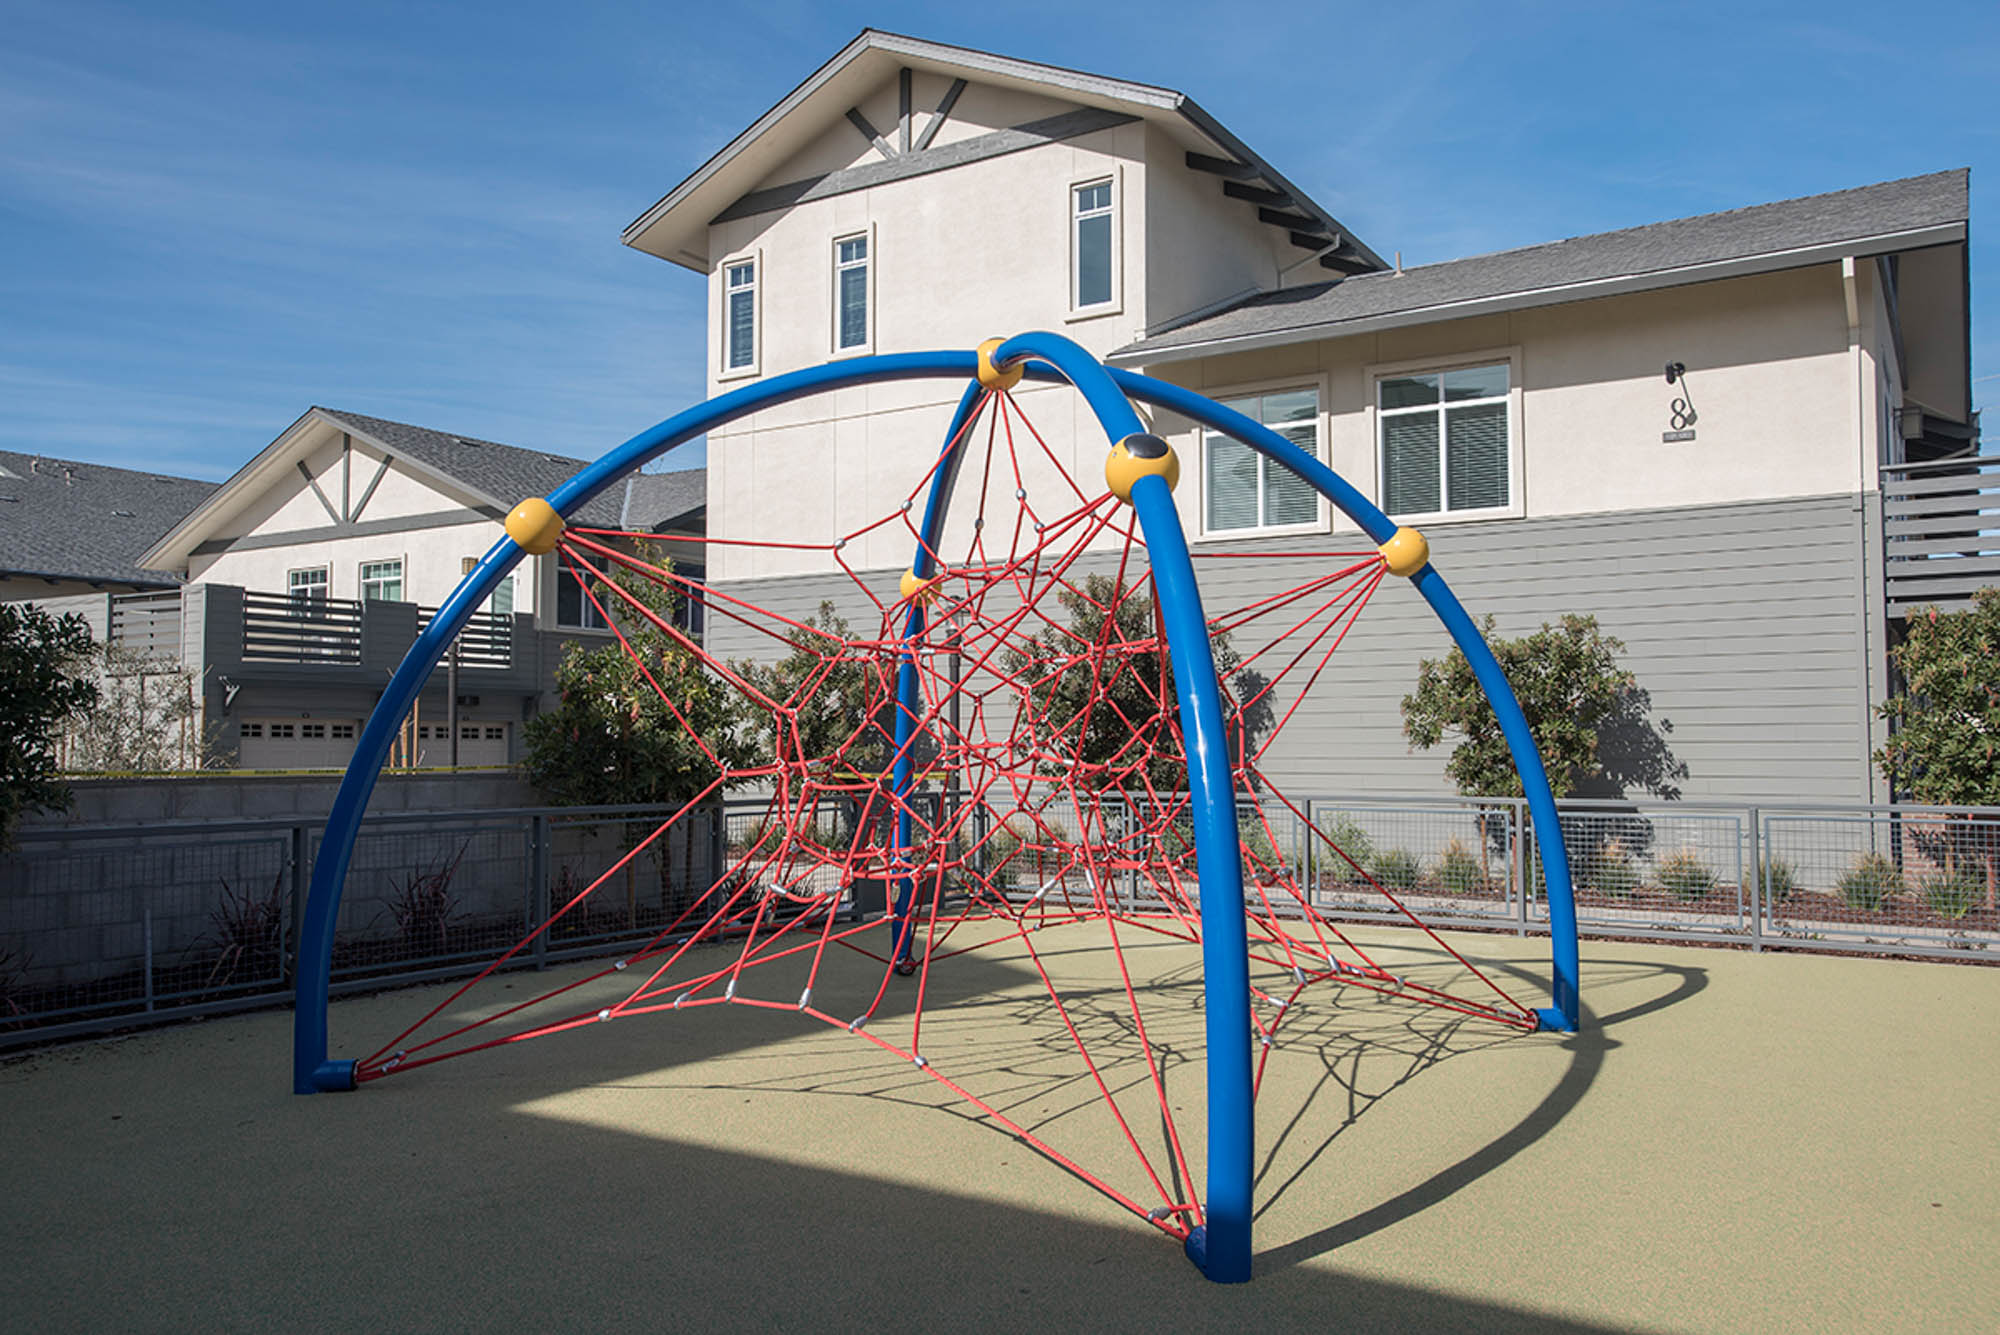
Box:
3 0 1995 481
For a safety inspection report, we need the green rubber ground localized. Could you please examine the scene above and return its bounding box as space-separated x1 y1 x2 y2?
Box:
2 924 1994 1333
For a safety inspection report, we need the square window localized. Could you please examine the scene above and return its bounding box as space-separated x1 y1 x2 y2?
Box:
288 567 328 601
1378 363 1511 517
1203 388 1322 534
360 559 403 603
485 726 504 740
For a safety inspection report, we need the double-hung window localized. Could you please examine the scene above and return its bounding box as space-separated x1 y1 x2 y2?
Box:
556 565 609 630
1378 363 1511 516
1204 388 1320 534
724 259 757 372
834 234 869 352
359 559 403 602
1072 179 1114 311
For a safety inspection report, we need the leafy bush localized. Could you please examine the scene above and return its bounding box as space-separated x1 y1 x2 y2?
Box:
1315 813 1376 880
1654 849 1716 902
1587 838 1639 899
1760 857 1798 903
1921 869 1980 921
1434 838 1485 897
1838 852 1902 912
1371 847 1422 892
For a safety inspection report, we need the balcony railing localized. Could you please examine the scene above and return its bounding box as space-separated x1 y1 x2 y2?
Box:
418 606 515 669
240 591 363 664
1880 452 2000 615
108 590 183 661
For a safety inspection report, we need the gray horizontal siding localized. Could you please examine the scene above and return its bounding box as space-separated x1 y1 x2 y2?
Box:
706 494 1875 805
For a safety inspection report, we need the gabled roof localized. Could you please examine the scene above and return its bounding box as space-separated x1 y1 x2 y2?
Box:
0 450 215 589
623 29 1384 275
1112 169 1970 366
139 408 705 571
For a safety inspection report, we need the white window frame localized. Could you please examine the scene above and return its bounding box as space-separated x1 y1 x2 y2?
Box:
358 557 404 603
287 566 329 600
1366 348 1524 525
830 226 875 356
1195 375 1329 541
1066 170 1122 320
718 249 761 381
554 562 611 632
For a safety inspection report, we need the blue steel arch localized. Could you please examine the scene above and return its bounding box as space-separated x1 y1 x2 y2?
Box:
291 335 1581 1287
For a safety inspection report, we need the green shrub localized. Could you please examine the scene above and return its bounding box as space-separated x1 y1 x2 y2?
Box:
1838 852 1902 912
1587 838 1639 899
1655 848 1717 902
1760 857 1798 903
1921 869 1980 921
1371 847 1423 892
1315 813 1376 879
1434 838 1485 897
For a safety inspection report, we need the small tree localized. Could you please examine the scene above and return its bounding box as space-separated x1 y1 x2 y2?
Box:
1001 573 1264 795
1876 589 2000 907
523 545 754 919
0 604 99 847
62 647 224 773
1400 613 1635 800
735 601 890 779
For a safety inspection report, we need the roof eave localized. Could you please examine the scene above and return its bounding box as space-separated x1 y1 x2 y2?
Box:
620 30 1368 274
1107 220 1968 368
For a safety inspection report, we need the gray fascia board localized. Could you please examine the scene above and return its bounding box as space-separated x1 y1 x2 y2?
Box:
1172 98 1388 273
619 29 1366 273
138 406 322 568
1108 222 1968 368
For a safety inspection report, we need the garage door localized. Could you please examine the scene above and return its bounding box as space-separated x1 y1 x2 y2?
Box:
412 722 510 768
239 719 360 770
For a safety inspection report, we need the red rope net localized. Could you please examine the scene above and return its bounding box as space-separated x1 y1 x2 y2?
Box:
355 386 1535 1240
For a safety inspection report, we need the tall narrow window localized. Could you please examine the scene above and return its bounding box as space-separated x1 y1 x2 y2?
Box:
834 235 869 351
359 559 403 602
1378 364 1511 516
556 567 608 630
1073 180 1113 309
1203 389 1320 534
725 260 756 371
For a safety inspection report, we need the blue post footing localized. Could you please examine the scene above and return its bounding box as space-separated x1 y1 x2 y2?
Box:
1535 1006 1576 1033
298 1059 357 1094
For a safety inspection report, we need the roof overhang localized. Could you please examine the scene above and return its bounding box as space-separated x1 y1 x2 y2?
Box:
622 29 1384 274
138 409 510 571
1108 221 1967 368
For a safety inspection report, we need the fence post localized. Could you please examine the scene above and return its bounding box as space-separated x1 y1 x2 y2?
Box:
288 823 309 984
143 907 155 1013
1515 800 1529 936
531 813 550 970
1747 806 1764 953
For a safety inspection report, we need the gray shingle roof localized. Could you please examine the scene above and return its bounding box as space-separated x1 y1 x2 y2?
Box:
317 408 704 532
0 450 217 588
1115 170 1970 364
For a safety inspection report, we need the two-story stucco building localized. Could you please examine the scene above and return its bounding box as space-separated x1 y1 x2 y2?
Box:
618 30 1981 805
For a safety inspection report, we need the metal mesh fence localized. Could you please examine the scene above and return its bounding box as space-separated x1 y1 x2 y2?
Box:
6 795 1996 1047
1528 803 1749 941
1760 807 2000 957
1305 797 1522 925
1 823 292 1033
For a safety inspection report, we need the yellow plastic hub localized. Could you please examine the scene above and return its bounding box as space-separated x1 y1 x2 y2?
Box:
1378 526 1430 577
504 498 565 555
1104 433 1180 504
975 337 1023 392
900 567 938 605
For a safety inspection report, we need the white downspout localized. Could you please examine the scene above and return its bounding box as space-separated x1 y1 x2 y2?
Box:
1843 257 1881 803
